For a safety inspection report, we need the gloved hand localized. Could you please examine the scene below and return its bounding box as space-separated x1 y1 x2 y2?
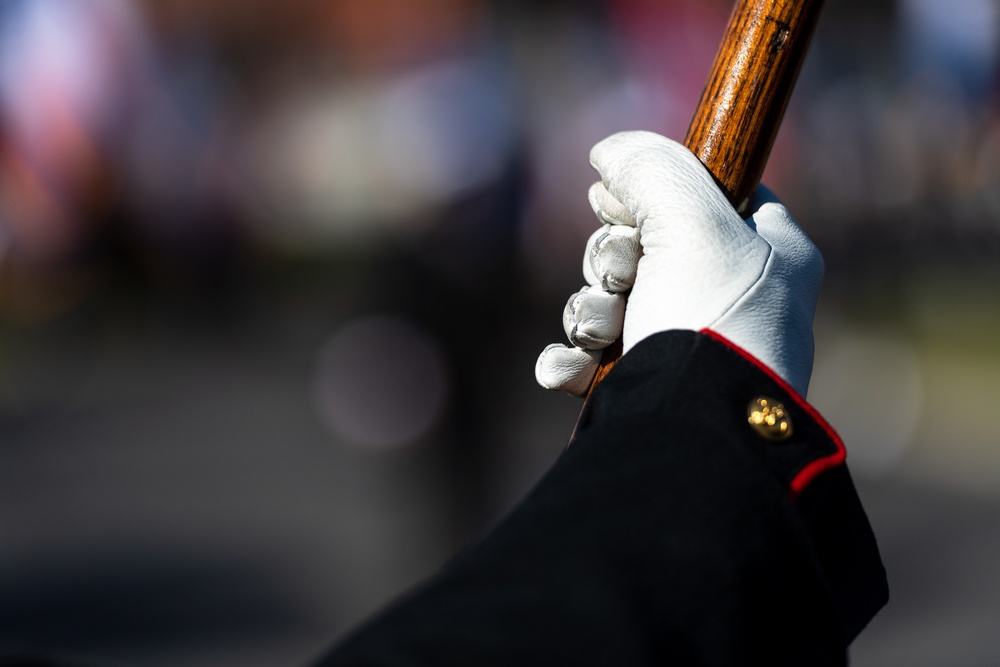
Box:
535 131 824 397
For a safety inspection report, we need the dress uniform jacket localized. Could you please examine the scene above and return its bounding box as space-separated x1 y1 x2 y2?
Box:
315 330 889 666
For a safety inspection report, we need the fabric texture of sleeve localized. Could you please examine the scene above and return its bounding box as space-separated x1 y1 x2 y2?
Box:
314 330 888 667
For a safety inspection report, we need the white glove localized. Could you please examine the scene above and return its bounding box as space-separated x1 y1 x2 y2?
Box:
535 131 824 397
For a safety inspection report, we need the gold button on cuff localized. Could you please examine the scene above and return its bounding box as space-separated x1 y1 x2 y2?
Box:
747 397 793 442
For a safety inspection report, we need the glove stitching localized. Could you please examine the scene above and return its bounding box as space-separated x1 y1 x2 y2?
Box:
707 242 774 331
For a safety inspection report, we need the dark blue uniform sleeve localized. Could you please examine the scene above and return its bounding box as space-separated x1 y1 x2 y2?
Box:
314 330 888 667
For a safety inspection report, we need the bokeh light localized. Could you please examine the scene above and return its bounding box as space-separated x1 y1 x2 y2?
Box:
312 316 449 449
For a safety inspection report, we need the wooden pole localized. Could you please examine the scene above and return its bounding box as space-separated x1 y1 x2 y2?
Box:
585 0 824 395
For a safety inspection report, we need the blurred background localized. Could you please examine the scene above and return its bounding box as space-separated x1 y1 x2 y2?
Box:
0 0 998 664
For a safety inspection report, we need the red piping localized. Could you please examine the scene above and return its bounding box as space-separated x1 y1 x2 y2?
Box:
699 328 846 498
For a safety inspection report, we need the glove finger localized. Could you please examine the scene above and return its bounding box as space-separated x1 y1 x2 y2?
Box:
590 131 740 241
535 343 601 397
588 181 636 227
582 224 640 293
562 285 625 350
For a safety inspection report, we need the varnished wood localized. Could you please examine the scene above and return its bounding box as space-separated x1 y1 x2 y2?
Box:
585 0 824 396
685 0 824 214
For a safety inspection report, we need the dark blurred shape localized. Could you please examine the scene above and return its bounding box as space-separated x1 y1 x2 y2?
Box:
0 545 308 656
0 657 96 667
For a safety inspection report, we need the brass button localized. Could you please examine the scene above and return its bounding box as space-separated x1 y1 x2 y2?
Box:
747 397 793 442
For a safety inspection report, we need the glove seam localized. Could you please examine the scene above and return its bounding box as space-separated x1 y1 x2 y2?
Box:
707 241 773 332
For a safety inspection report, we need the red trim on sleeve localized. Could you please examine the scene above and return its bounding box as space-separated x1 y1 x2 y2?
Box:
699 328 846 498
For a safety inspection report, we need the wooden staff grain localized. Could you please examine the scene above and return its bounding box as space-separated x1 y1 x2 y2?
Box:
585 0 823 396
